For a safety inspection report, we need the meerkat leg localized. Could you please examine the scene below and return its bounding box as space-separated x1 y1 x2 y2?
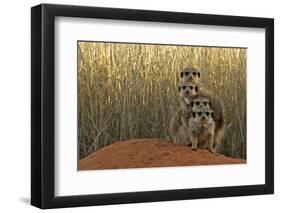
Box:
190 134 198 151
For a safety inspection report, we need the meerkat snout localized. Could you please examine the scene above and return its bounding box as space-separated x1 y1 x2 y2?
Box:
201 115 207 121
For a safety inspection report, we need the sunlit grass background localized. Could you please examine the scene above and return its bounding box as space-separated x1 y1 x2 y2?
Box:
78 41 247 160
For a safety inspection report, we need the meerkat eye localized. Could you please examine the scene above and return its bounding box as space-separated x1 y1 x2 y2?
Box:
198 72 201 78
195 86 198 92
203 101 208 105
198 111 202 116
185 71 189 76
192 71 196 76
180 72 183 78
182 85 186 90
206 112 210 116
189 86 193 90
196 101 200 105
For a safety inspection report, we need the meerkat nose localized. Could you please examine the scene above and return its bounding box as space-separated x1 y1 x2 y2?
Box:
201 116 207 121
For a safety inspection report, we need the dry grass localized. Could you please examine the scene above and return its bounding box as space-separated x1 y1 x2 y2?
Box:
78 42 247 160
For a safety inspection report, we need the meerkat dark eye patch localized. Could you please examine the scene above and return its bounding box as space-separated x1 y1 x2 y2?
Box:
198 111 202 116
180 72 183 78
182 85 186 90
189 86 193 90
192 112 196 118
196 101 200 105
185 72 189 76
192 72 196 76
195 86 198 92
206 112 210 116
203 101 208 105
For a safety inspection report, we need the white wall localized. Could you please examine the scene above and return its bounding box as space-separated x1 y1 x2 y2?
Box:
0 0 279 212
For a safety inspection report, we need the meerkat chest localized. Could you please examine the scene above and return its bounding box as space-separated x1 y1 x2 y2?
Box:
193 126 209 137
191 123 214 139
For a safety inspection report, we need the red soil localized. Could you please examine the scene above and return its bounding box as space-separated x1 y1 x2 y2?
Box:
78 139 245 170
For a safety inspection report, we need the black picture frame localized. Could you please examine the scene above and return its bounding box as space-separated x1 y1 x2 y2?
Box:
31 3 274 209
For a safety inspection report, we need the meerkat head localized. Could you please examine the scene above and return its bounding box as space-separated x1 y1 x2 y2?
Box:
180 67 201 83
178 81 199 99
191 96 211 111
192 109 214 125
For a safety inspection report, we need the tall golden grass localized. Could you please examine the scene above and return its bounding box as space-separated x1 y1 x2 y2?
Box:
78 42 247 160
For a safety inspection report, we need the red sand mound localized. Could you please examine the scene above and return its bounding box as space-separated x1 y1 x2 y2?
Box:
78 139 245 170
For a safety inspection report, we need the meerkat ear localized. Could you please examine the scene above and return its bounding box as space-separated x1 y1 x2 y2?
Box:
211 112 214 118
195 86 199 92
178 86 181 92
180 72 183 78
191 101 194 107
198 72 201 78
209 101 212 107
192 112 196 118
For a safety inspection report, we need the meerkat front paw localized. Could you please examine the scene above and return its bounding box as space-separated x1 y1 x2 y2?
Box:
208 148 215 153
192 145 198 151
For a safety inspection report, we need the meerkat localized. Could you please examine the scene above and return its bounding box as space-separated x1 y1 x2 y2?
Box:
180 67 201 84
189 107 216 152
177 81 225 152
168 107 192 145
190 94 225 152
168 81 196 145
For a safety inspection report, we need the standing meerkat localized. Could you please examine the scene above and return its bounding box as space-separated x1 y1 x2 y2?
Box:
168 81 196 144
180 67 201 84
189 107 216 152
178 81 226 152
168 107 192 145
190 93 226 152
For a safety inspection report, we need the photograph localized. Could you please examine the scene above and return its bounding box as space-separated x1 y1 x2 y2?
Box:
30 3 274 209
77 41 247 170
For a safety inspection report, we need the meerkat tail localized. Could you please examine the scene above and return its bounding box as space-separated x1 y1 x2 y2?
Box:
214 119 226 152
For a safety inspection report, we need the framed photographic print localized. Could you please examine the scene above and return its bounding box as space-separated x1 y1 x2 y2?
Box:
31 3 274 209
